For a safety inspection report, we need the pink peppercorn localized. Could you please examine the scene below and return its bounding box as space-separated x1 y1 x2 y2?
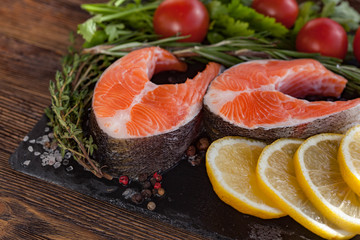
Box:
119 175 129 186
154 182 161 189
153 172 162 182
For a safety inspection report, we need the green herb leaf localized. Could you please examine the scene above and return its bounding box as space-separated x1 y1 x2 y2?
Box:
206 0 288 44
77 18 97 42
105 23 127 42
329 1 360 31
227 0 288 37
292 1 320 35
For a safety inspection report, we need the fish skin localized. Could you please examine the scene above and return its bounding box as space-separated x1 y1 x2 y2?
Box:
204 104 360 142
90 47 221 178
203 59 360 141
90 110 202 178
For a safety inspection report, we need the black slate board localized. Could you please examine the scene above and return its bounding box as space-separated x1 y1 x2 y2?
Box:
9 114 360 240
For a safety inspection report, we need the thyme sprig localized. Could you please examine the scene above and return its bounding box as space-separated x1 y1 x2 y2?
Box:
45 45 115 180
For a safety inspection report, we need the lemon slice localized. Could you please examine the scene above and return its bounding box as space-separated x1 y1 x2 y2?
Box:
256 138 354 239
205 136 285 219
339 125 360 197
294 133 360 233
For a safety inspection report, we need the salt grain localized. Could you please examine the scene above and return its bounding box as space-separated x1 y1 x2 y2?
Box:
48 156 56 165
62 159 69 166
29 139 36 144
23 160 31 166
55 155 63 162
48 132 54 139
44 127 50 132
64 152 72 159
28 146 34 152
23 136 29 142
43 135 50 142
66 166 73 172
34 151 41 156
122 188 136 199
53 162 61 169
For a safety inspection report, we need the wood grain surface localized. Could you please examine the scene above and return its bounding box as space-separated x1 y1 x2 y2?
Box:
0 1 205 239
2 1 360 240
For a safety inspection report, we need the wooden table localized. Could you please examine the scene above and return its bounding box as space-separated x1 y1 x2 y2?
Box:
0 1 205 239
2 1 360 239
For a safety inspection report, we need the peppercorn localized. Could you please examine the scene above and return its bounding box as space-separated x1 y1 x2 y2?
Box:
189 155 202 166
150 177 157 186
141 189 152 199
152 188 158 196
186 145 196 157
157 187 165 197
131 192 143 204
142 180 152 189
153 172 162 182
119 175 129 186
147 201 156 211
154 182 161 190
196 137 210 151
138 173 148 182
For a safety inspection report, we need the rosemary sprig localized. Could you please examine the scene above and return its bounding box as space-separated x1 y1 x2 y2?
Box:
83 36 360 95
45 45 115 180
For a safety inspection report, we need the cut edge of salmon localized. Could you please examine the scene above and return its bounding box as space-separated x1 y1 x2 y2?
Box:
93 47 221 139
204 59 360 129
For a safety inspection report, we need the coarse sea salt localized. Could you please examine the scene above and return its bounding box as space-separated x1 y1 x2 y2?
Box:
23 160 31 166
62 159 69 166
28 146 34 152
64 152 72 159
66 166 73 172
54 162 61 169
26 130 74 169
48 132 54 139
48 156 56 166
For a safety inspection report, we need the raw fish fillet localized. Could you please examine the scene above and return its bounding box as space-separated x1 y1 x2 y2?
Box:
203 59 360 141
91 47 221 177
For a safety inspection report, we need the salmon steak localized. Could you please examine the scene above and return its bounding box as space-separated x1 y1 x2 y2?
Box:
203 59 360 141
90 47 221 178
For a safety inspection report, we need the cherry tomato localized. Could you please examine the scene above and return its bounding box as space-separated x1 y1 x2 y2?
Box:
252 0 298 28
353 27 360 62
296 18 348 59
153 0 209 42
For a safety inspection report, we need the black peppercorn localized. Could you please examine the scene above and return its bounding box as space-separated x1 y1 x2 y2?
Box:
196 137 210 151
186 145 196 156
189 155 202 166
141 189 152 199
143 180 152 189
131 193 143 204
150 177 157 186
152 188 158 196
138 173 148 182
